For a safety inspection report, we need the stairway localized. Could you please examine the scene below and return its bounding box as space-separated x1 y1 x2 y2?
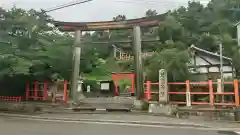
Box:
119 92 132 97
77 97 134 111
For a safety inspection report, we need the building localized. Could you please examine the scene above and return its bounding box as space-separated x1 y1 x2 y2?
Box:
188 45 235 81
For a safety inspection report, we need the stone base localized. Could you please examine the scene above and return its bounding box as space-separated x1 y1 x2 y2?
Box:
0 102 40 113
148 103 178 116
133 100 148 110
77 94 85 101
70 94 85 106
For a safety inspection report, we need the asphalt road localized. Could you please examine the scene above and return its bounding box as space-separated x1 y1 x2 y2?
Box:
1 117 237 135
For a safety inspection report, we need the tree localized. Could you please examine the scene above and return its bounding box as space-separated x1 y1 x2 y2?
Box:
158 15 184 42
146 41 190 82
113 15 126 21
145 9 158 17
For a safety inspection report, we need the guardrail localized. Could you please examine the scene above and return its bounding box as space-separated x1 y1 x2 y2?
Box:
144 80 239 107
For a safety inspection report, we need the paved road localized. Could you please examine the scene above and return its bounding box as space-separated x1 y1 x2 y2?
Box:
0 117 236 135
28 113 240 129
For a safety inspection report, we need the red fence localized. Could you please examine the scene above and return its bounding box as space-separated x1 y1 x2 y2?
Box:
25 80 69 103
0 96 22 102
144 80 239 107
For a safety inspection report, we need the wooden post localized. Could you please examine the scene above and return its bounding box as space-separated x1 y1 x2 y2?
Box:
63 80 68 103
186 80 191 107
234 80 239 107
146 81 151 100
209 80 214 106
43 80 47 101
115 79 119 96
131 74 135 96
25 81 29 100
34 81 38 100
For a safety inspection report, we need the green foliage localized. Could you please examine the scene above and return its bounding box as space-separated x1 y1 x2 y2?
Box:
147 0 240 81
1 0 240 96
146 45 190 82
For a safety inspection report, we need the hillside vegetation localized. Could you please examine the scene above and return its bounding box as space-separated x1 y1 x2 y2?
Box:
0 0 240 95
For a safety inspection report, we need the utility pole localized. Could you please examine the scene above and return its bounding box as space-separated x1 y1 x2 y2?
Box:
219 43 224 102
113 45 117 58
133 26 144 100
237 22 240 46
71 30 82 103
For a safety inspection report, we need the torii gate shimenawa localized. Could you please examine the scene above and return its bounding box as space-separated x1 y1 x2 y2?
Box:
53 15 164 103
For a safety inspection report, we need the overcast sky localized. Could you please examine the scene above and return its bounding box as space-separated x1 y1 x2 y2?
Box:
0 0 210 22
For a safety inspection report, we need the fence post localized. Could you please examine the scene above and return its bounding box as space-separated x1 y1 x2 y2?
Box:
114 80 119 96
18 97 21 102
43 80 47 101
63 80 68 103
234 79 239 107
25 81 29 100
131 74 135 96
34 81 38 100
186 80 191 107
146 81 151 100
209 80 214 106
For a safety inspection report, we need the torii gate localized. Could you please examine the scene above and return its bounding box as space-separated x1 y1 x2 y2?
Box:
52 15 164 102
111 72 135 96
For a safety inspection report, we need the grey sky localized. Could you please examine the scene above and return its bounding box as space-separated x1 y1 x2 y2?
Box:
0 0 210 22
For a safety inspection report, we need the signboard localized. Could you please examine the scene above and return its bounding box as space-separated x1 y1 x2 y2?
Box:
101 83 110 91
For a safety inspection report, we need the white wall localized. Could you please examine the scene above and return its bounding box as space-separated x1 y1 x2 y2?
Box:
190 55 233 78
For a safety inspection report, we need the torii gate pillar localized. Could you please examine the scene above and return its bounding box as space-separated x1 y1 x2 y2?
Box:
133 26 144 100
71 30 84 103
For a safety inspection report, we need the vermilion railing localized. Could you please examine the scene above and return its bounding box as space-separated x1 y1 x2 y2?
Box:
144 80 239 107
25 80 69 103
0 96 22 102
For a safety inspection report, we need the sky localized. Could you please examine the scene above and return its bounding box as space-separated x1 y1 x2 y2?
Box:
0 0 210 22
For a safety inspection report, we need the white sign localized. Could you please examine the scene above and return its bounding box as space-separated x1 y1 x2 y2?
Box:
101 83 109 90
87 85 91 92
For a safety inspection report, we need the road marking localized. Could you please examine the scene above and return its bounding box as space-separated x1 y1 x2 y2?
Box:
235 132 240 135
96 108 106 111
7 116 240 132
0 113 207 127
1 113 240 133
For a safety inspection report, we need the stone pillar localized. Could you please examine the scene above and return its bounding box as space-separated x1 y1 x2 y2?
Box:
159 69 168 103
132 26 145 110
132 26 144 100
71 30 82 103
